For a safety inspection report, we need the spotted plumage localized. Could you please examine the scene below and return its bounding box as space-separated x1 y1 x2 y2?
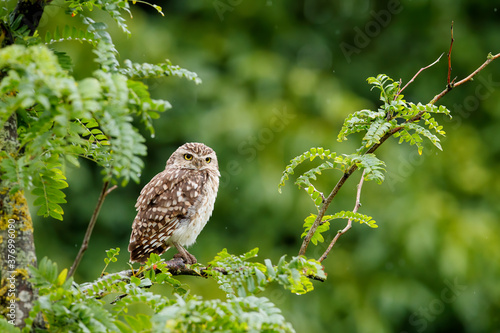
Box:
128 142 220 264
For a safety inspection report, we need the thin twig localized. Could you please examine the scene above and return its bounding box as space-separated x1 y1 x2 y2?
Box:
68 181 117 278
318 171 366 262
430 52 500 104
396 53 444 99
106 185 118 196
447 21 454 86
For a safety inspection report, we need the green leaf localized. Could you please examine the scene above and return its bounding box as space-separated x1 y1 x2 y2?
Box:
351 154 386 184
363 118 394 147
278 147 342 191
337 109 385 142
301 214 332 245
130 276 141 286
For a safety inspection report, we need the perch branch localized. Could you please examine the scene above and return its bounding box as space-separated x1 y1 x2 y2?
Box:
68 182 118 278
318 171 365 262
81 257 327 296
81 258 327 295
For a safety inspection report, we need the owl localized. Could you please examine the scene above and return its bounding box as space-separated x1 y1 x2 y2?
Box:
128 142 220 264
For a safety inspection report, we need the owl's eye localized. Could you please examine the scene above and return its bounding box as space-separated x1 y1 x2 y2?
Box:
184 153 193 161
205 157 212 163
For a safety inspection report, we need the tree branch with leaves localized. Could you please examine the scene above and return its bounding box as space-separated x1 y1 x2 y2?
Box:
280 25 499 262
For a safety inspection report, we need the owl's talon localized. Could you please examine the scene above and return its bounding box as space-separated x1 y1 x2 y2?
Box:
173 252 197 265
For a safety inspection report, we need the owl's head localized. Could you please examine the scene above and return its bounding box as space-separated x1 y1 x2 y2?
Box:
167 142 219 173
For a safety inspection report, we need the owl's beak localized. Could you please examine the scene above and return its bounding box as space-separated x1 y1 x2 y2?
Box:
194 158 203 169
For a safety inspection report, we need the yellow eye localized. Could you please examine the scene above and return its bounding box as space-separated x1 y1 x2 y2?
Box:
205 157 211 163
184 153 193 161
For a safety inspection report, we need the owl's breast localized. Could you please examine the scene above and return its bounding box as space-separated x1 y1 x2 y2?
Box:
169 171 219 247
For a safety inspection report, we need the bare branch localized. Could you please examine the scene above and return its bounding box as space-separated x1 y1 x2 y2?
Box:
318 171 366 262
431 51 500 104
447 21 455 86
68 181 117 278
397 53 444 98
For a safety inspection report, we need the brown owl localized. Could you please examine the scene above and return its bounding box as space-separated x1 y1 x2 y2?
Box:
128 142 220 264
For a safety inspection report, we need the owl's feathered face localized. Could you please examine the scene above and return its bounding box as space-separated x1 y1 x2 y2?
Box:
167 142 219 173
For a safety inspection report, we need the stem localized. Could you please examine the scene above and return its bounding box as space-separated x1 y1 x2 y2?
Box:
396 53 444 99
447 21 455 86
298 165 358 256
68 181 117 278
318 170 366 262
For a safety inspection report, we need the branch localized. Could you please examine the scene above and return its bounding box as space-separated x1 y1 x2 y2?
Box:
430 26 500 104
68 182 118 278
80 258 228 294
298 49 500 257
397 53 444 98
298 165 358 256
447 21 455 86
318 171 366 262
82 257 327 296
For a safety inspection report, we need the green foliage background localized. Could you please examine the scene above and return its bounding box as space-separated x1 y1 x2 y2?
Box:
25 0 500 332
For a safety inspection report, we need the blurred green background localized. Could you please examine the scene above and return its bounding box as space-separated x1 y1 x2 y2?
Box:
29 0 500 332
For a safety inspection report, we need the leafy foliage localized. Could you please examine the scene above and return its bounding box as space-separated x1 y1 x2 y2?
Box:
302 211 378 245
206 248 325 297
279 73 450 250
66 0 163 36
119 59 202 83
350 154 386 184
0 248 318 332
0 0 198 220
45 25 98 46
279 147 347 191
339 74 451 154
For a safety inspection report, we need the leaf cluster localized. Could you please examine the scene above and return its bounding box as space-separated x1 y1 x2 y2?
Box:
206 248 326 297
0 248 315 332
0 1 197 220
339 74 451 155
302 211 378 245
279 74 450 251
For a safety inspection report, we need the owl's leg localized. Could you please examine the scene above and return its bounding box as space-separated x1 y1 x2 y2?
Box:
173 242 197 264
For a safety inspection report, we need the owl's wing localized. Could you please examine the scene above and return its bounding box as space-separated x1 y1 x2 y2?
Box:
128 168 207 263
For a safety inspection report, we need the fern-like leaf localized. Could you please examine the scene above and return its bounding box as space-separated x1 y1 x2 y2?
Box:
351 154 386 184
45 25 97 46
119 59 202 84
404 122 443 152
32 158 68 221
367 74 400 103
337 109 385 142
301 214 333 245
278 147 343 192
330 210 378 228
362 118 395 147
